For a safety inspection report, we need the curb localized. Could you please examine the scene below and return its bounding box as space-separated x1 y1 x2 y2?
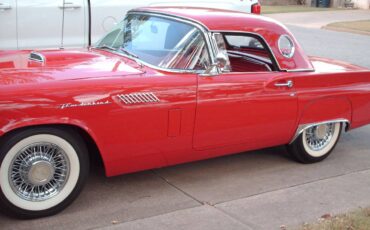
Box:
322 25 370 36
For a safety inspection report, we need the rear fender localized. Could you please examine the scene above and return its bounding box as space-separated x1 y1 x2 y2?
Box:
298 96 352 125
290 96 352 143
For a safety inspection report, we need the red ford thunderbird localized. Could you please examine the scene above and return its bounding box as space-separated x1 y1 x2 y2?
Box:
0 7 369 218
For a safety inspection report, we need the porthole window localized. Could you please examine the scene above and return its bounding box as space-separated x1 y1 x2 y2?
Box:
278 35 295 58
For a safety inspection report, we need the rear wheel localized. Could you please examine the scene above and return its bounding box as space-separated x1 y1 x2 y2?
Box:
288 122 342 163
0 127 89 219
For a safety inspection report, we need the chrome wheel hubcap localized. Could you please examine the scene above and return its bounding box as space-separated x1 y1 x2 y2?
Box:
305 123 335 151
28 161 55 186
9 142 70 201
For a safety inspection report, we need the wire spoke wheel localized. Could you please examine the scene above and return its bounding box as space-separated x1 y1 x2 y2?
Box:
288 122 342 163
9 142 70 202
0 128 89 219
302 122 341 158
304 123 335 152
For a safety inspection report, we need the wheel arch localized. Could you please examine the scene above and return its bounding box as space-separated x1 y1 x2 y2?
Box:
290 119 349 144
0 123 106 175
290 96 353 143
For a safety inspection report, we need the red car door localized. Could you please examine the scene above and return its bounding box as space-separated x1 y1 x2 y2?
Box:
193 72 298 151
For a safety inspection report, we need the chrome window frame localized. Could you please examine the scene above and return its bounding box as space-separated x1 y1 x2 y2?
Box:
278 34 295 59
107 10 316 74
209 30 283 72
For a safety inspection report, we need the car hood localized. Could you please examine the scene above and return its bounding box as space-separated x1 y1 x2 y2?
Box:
0 49 144 86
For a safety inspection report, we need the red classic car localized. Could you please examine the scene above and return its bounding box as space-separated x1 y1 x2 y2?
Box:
0 7 369 219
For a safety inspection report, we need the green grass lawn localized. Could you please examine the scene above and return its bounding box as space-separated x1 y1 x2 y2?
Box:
326 20 370 33
262 5 346 14
298 207 370 230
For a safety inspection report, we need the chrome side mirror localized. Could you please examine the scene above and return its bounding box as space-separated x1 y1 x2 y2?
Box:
200 52 228 76
215 52 227 69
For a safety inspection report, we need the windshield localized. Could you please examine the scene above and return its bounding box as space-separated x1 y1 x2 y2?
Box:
96 14 210 71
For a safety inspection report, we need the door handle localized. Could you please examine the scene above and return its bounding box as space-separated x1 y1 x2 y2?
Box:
59 2 81 9
274 80 293 88
0 3 12 10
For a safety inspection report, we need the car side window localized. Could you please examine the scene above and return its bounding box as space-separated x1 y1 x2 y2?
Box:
226 35 264 49
216 33 276 72
97 22 124 49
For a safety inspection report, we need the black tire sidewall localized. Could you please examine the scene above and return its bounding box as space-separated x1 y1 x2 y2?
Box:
0 127 89 219
289 123 342 164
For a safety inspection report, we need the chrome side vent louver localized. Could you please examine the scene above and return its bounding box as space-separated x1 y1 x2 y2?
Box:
117 92 160 105
29 51 45 63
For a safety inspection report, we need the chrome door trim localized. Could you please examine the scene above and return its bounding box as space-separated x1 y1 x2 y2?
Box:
286 68 315 72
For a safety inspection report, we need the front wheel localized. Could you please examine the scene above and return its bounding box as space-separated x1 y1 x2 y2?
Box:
0 127 89 219
287 122 342 163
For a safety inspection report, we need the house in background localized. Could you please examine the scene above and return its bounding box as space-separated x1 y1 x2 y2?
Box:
331 0 369 8
261 0 370 9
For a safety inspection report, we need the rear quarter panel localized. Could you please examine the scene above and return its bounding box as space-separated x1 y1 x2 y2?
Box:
293 71 370 129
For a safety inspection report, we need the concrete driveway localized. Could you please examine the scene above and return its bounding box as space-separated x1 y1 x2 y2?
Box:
1 10 370 230
2 128 369 230
268 10 370 29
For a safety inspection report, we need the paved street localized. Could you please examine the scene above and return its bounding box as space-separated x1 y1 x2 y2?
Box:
288 25 370 69
268 10 370 29
1 10 370 230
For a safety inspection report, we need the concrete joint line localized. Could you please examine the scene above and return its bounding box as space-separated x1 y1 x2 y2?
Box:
213 167 370 206
151 170 204 205
209 204 260 230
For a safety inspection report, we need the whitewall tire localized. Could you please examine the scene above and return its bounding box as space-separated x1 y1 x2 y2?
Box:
0 127 89 219
288 122 342 163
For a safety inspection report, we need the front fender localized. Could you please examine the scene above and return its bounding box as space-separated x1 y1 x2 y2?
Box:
0 115 106 168
0 116 96 139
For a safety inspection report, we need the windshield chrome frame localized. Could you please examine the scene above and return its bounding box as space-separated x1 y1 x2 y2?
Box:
95 10 216 74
